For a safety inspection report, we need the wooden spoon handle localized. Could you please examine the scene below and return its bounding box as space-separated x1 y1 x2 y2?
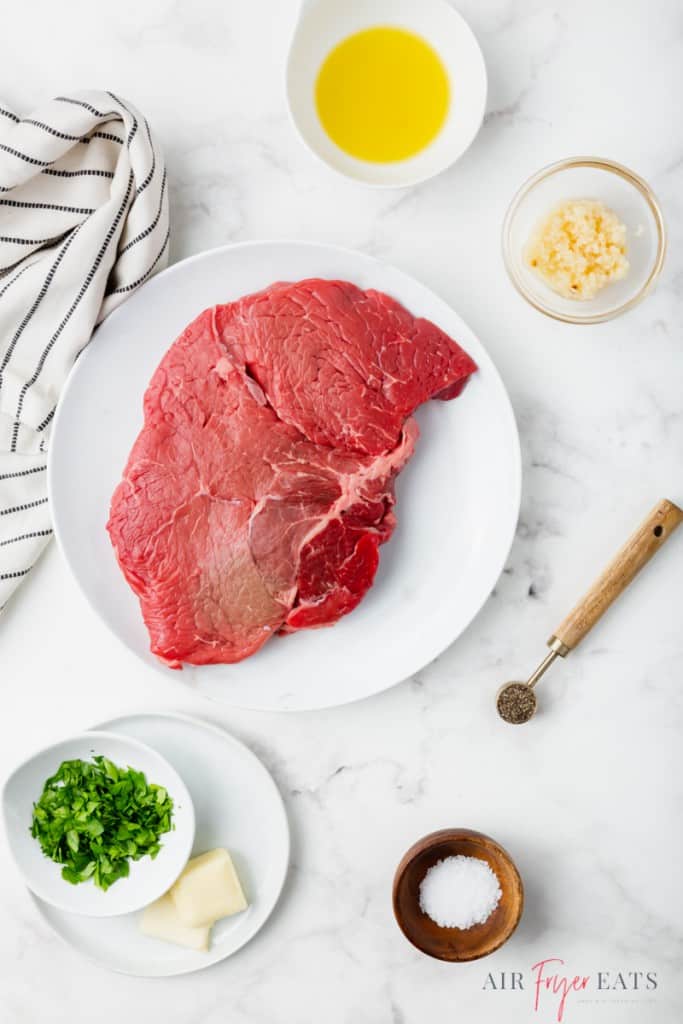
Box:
549 498 683 653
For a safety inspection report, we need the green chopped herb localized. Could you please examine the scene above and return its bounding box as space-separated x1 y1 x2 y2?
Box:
30 755 174 891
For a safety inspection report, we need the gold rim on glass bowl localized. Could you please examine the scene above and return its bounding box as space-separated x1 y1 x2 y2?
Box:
501 157 667 325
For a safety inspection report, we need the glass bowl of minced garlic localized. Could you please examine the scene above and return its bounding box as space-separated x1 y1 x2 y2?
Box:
502 157 666 324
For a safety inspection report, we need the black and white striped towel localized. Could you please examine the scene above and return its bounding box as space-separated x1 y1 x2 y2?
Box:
0 90 169 612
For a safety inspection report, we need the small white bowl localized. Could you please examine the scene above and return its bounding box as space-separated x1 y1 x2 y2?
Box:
2 731 195 917
286 0 487 188
502 157 666 324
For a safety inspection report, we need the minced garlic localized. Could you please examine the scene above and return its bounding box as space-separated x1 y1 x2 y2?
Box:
525 199 629 300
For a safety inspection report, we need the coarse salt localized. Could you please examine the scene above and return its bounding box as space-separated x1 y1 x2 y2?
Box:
418 855 502 929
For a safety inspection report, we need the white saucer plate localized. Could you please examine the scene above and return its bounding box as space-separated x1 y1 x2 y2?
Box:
30 713 290 977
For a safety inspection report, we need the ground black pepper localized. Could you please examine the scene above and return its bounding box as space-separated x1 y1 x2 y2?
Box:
496 682 537 724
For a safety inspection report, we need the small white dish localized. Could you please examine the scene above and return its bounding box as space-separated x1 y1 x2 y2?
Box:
31 713 290 976
2 730 195 917
48 240 521 712
286 0 487 187
502 157 666 324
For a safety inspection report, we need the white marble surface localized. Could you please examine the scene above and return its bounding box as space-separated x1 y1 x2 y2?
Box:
2 0 683 1021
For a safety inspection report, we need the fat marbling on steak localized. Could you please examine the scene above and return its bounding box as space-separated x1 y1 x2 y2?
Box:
107 279 477 668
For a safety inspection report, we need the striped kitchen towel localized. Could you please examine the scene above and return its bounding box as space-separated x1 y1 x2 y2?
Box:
0 90 169 612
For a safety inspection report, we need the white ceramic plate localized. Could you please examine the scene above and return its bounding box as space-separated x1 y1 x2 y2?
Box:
286 0 487 187
3 730 194 917
31 713 290 976
49 241 521 711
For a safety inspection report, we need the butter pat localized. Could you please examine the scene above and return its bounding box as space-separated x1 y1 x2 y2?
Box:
171 848 248 927
140 892 210 951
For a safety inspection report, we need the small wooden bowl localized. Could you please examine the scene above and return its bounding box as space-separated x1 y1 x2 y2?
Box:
392 828 524 962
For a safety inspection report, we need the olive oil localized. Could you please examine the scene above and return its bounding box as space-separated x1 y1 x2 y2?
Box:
315 26 450 164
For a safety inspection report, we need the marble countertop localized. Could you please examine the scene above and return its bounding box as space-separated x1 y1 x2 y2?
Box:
2 1 682 1021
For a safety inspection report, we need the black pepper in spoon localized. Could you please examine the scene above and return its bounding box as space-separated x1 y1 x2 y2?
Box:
496 682 537 724
495 499 683 725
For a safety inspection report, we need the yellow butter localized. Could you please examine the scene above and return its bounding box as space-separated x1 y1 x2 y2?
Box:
315 26 450 164
170 848 248 928
140 892 210 951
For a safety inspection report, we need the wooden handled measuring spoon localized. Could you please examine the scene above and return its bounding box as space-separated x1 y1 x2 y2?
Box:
496 498 683 724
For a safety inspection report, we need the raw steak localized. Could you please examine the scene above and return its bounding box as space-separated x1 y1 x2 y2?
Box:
107 279 476 668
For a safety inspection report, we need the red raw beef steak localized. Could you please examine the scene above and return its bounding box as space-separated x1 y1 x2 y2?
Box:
107 279 476 667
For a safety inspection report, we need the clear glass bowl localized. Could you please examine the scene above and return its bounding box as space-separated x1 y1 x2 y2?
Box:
502 157 666 324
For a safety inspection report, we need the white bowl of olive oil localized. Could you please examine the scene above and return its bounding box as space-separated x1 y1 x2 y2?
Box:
286 0 487 188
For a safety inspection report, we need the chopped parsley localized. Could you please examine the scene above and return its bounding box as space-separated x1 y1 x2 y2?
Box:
30 755 174 890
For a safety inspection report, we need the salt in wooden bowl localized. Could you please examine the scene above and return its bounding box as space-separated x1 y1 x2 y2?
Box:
392 828 524 961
